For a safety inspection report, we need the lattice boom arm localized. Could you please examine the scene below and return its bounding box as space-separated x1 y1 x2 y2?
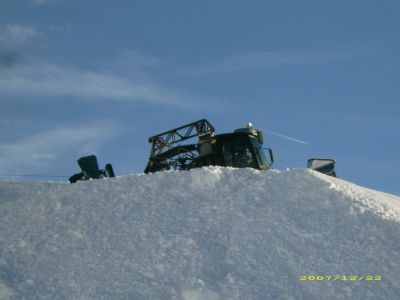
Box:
148 119 215 156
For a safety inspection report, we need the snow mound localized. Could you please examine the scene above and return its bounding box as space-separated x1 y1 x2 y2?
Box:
0 167 399 299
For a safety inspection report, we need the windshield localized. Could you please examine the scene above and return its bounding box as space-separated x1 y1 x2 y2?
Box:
251 138 269 169
222 136 256 168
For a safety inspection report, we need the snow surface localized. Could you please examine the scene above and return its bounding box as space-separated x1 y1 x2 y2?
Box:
0 167 399 300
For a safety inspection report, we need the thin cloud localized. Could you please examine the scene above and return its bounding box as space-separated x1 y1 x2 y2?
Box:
48 24 73 34
0 122 121 174
0 25 40 45
185 50 355 74
116 49 163 68
0 61 203 108
31 0 56 5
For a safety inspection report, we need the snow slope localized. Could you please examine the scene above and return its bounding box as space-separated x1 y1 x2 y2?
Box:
0 168 399 300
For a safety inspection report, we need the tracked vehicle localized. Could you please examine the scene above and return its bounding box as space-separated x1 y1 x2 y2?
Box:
144 119 274 173
70 119 336 182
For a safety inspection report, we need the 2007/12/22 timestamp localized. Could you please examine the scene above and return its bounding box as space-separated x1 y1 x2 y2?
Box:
299 276 382 281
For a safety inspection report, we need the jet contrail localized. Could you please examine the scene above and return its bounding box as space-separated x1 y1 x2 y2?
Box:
263 129 309 145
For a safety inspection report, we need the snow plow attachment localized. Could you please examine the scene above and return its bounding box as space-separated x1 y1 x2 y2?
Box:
69 155 115 183
307 158 336 177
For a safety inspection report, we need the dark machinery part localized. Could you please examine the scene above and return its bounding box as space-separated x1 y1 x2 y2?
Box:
307 158 337 177
104 163 115 178
69 155 115 183
144 119 274 173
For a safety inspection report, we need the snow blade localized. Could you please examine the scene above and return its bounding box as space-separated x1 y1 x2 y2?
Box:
78 155 101 179
69 155 116 183
69 172 85 183
308 158 336 177
104 163 115 178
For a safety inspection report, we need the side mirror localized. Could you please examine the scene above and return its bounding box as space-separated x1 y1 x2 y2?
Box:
269 148 274 164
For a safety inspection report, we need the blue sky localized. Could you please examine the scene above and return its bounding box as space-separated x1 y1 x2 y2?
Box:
0 0 399 195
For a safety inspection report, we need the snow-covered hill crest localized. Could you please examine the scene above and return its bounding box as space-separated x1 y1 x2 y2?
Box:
0 167 399 299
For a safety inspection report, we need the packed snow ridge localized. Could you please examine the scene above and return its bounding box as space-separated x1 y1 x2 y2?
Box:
0 167 399 300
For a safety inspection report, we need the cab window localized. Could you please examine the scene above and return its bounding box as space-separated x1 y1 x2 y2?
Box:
232 136 256 168
251 138 269 168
